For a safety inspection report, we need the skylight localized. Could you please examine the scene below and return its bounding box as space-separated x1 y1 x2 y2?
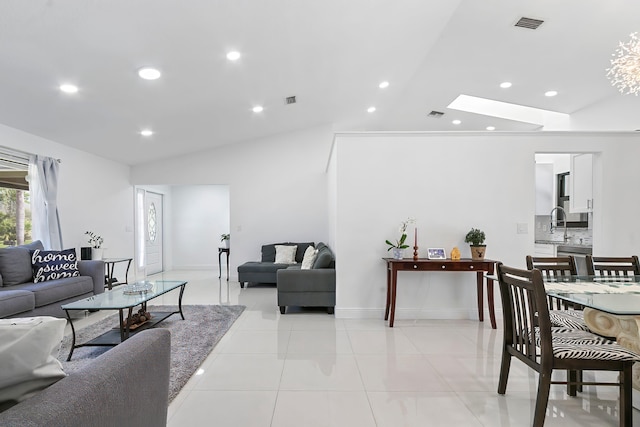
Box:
447 94 569 127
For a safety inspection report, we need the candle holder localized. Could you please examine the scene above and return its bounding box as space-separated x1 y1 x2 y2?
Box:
413 245 419 261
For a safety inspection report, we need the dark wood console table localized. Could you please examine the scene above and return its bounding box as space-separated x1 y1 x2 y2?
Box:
383 258 497 328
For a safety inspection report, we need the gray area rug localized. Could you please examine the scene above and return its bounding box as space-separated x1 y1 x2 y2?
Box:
58 304 245 401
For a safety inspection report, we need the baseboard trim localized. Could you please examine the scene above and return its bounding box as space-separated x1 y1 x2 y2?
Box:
172 265 216 270
335 307 503 321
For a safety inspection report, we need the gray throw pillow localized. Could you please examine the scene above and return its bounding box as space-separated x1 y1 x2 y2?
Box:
0 241 44 286
21 241 45 252
312 246 334 269
0 249 33 287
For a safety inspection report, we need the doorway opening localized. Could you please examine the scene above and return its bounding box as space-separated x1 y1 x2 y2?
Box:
134 185 230 277
534 153 595 274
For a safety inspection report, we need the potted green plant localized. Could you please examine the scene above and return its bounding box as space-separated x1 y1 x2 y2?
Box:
464 228 486 260
220 233 230 248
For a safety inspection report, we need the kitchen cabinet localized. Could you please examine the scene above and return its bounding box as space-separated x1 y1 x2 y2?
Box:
534 243 556 257
569 153 593 213
535 163 554 215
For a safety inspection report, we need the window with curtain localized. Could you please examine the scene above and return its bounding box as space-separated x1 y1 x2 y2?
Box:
0 147 31 246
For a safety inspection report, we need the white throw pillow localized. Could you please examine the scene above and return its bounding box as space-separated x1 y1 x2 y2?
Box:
301 246 319 270
274 245 297 264
0 316 67 405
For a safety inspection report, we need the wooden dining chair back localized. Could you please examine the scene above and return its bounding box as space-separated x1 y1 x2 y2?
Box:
496 262 639 427
526 256 577 278
586 255 640 277
526 255 578 310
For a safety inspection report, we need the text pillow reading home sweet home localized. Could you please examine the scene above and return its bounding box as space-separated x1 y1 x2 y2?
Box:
30 249 80 283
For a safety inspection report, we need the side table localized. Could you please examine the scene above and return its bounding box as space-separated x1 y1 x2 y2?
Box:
218 247 230 280
103 258 133 290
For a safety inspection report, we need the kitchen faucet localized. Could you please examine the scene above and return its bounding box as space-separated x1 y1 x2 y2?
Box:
549 206 569 243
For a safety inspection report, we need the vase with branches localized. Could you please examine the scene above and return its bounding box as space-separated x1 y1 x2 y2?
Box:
85 231 103 249
220 233 230 248
85 231 104 260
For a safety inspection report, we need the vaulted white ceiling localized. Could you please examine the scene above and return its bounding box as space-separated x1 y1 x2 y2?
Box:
0 0 638 165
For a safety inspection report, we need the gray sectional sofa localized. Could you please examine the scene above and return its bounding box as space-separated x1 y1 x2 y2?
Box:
277 242 336 314
237 241 336 314
237 242 315 288
0 241 105 318
0 329 171 427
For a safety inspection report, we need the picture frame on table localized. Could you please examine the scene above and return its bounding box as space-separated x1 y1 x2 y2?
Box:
427 248 446 260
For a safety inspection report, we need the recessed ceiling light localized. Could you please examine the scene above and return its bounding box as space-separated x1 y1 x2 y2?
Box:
452 119 462 125
227 51 241 61
486 126 496 131
252 105 263 113
138 67 161 80
140 129 154 137
545 90 558 97
500 82 512 89
378 81 389 89
367 106 376 113
59 84 78 94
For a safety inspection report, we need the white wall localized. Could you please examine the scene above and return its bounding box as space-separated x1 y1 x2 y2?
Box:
326 139 338 256
330 131 640 320
171 185 230 269
571 94 640 131
131 126 335 278
0 124 134 258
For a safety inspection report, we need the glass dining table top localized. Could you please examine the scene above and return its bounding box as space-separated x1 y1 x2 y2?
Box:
544 275 640 316
61 280 187 311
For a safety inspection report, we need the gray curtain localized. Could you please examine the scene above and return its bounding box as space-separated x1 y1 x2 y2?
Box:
28 155 63 250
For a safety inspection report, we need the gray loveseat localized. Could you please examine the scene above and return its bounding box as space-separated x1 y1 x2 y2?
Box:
0 329 171 427
277 242 336 314
0 241 105 319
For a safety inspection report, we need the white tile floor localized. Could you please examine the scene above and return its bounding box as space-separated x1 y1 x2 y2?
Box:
74 270 640 426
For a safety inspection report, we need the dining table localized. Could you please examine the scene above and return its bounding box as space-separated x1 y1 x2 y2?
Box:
544 274 640 390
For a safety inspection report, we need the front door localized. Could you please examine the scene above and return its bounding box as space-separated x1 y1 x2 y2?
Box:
145 191 163 275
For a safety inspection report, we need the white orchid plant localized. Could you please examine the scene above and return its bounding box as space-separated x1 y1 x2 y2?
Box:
385 217 416 250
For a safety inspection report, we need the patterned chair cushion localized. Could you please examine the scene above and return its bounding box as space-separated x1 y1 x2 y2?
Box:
550 328 611 344
529 327 639 360
529 327 612 346
553 342 640 361
549 309 589 331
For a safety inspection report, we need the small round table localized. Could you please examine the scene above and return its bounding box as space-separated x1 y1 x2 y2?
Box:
218 247 230 280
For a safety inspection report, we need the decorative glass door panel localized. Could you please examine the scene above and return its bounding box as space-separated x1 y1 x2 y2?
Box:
144 192 163 275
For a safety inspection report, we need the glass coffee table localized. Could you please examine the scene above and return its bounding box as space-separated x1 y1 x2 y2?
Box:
61 280 187 361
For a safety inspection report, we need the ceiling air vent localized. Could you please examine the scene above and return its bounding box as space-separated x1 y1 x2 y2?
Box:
285 96 296 105
427 110 444 118
515 17 544 30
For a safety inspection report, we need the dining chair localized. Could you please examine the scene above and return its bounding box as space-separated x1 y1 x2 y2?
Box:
526 255 577 279
525 255 588 331
496 262 640 427
586 255 640 277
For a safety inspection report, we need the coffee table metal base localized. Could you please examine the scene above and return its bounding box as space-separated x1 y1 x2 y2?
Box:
64 283 186 361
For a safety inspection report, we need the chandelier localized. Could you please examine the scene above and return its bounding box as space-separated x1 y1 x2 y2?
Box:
607 32 640 95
